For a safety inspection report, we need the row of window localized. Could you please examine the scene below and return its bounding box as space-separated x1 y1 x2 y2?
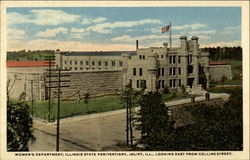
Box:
133 68 143 76
65 67 112 71
169 67 181 76
158 79 181 89
169 56 181 64
139 55 146 59
64 60 123 67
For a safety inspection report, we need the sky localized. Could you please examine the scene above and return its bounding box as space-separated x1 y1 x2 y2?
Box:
7 7 241 51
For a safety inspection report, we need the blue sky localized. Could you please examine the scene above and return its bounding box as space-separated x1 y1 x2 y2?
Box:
7 7 241 51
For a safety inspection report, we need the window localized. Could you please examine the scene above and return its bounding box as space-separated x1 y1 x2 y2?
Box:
157 55 159 58
75 61 77 65
161 55 164 58
70 61 72 65
136 80 140 88
86 61 89 65
170 80 172 87
129 79 132 87
69 67 72 70
139 68 143 76
92 61 95 66
158 80 161 89
178 56 181 63
64 61 67 65
141 80 146 88
133 68 136 76
112 61 115 67
188 55 192 63
169 56 172 64
98 68 101 70
105 62 108 66
188 65 193 74
98 61 102 66
170 68 172 75
178 79 181 87
92 68 95 70
178 67 181 75
173 56 176 63
173 67 176 75
173 79 176 87
119 62 123 67
143 55 145 59
86 68 89 70
158 68 161 76
80 67 83 70
139 55 142 59
75 67 77 70
161 80 165 89
162 68 165 76
80 61 83 65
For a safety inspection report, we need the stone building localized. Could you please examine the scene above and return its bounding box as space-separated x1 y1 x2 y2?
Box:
56 36 210 93
7 35 233 101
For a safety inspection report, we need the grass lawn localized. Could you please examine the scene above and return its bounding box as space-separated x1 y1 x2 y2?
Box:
29 95 124 121
162 93 190 102
215 79 242 85
207 86 242 94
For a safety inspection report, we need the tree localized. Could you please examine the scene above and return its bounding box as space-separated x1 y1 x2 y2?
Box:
7 101 35 151
121 84 139 147
171 87 243 150
135 92 175 150
84 93 90 114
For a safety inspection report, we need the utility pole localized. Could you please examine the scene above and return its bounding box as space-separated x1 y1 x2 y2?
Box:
44 56 55 122
46 66 70 151
31 80 34 116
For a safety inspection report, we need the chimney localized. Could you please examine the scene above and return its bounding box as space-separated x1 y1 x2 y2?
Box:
136 40 139 51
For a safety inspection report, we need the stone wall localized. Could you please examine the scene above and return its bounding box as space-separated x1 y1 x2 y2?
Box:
57 70 123 99
209 65 232 81
8 67 123 101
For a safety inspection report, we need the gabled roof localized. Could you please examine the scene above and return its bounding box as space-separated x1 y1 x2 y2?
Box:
7 60 55 67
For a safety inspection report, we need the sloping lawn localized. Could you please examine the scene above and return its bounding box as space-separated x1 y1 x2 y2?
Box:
29 96 124 121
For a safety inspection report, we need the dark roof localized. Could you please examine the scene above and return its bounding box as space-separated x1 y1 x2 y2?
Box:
7 60 55 67
61 51 137 56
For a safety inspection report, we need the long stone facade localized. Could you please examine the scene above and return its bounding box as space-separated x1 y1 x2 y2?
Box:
8 35 234 101
56 36 210 93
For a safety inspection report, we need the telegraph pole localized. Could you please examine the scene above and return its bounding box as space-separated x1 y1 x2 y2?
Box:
44 56 55 122
46 66 70 151
31 80 34 116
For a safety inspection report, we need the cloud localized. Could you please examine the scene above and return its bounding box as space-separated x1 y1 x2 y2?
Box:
182 30 216 35
35 27 68 37
82 16 107 25
111 34 210 43
70 28 89 39
7 29 26 40
7 9 80 26
221 25 241 35
87 19 163 33
7 39 140 51
174 23 207 30
71 28 85 33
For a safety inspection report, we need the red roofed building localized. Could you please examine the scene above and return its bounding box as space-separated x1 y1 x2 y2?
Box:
7 60 55 68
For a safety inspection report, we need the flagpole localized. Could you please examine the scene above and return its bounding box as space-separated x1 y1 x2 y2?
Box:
170 22 172 48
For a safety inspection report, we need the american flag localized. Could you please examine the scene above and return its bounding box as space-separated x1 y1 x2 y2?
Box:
162 25 171 33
